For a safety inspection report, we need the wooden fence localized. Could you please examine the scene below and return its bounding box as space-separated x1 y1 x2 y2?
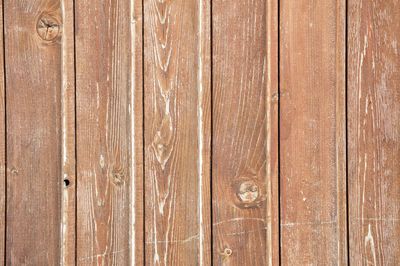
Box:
0 0 399 265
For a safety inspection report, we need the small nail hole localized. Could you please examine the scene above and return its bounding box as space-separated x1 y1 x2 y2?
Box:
64 179 70 187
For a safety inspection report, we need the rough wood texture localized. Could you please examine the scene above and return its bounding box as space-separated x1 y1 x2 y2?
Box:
280 0 347 264
0 1 5 264
212 0 279 264
131 0 145 265
143 0 211 264
348 1 400 265
60 0 76 264
4 1 400 264
75 0 140 264
4 1 62 264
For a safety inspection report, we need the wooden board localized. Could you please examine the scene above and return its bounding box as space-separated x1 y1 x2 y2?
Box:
0 1 4 264
75 0 142 264
131 0 145 265
3 1 400 264
143 0 211 264
4 1 63 264
348 1 400 264
60 0 76 264
280 0 347 264
212 0 279 264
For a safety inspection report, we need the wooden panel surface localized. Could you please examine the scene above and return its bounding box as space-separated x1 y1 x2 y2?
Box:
280 0 347 264
348 1 400 264
75 0 141 264
3 1 400 264
212 0 279 264
4 1 63 264
131 0 145 265
60 0 76 264
143 0 211 264
0 1 4 264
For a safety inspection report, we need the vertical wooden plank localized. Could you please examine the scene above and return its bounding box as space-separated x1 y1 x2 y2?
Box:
75 0 142 264
212 0 279 264
0 1 4 264
60 0 76 264
280 0 347 264
348 1 400 265
131 0 144 265
5 1 63 264
144 0 211 264
199 0 212 264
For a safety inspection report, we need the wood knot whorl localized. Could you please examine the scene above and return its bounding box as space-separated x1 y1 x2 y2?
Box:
111 169 125 186
233 176 266 208
10 167 18 175
222 248 232 257
219 247 233 262
237 180 259 203
36 14 61 42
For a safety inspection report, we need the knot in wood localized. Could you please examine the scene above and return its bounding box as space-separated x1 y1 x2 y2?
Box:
237 180 259 204
220 247 233 260
112 169 124 186
10 167 18 175
223 248 232 256
36 14 60 41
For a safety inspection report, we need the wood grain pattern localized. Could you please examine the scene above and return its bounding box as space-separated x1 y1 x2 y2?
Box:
75 0 141 264
131 0 145 265
280 0 347 264
144 0 211 264
4 1 63 264
3 1 400 264
348 1 400 265
60 0 76 264
212 0 279 264
0 1 5 264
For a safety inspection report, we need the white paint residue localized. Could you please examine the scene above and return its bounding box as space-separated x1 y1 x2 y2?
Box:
152 174 160 265
130 0 136 264
99 154 105 169
213 217 266 226
266 1 273 265
365 224 377 265
129 0 141 266
359 33 368 102
60 1 68 264
61 182 68 266
281 221 336 227
61 0 68 168
145 234 199 244
96 82 100 110
197 0 204 265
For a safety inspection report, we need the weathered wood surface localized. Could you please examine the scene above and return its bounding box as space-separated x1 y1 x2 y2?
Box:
143 0 211 264
60 0 76 264
212 0 279 264
4 0 63 264
2 0 400 265
348 1 400 265
0 1 4 264
75 0 141 264
280 0 347 264
131 0 145 265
